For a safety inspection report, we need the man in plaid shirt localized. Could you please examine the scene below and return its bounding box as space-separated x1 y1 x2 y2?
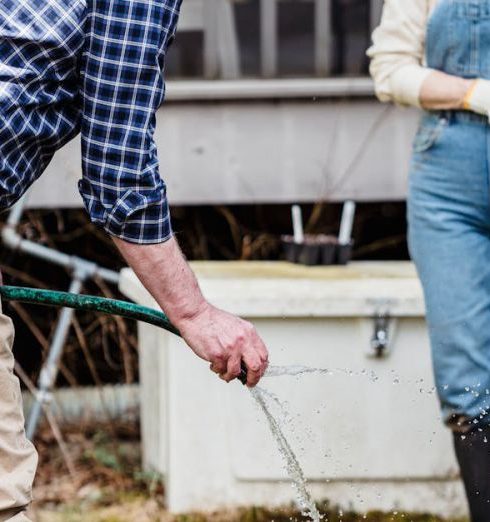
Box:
0 0 269 518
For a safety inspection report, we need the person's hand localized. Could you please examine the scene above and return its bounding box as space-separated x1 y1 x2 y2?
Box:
111 236 268 386
462 79 490 120
176 302 269 387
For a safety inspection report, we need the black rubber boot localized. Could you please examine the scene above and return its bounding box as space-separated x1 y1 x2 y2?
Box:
453 425 490 522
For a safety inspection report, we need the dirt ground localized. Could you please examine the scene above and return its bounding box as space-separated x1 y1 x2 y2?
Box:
32 503 467 522
29 421 466 522
31 501 469 522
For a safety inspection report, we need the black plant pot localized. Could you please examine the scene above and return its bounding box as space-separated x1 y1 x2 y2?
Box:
321 243 337 265
281 237 302 263
336 242 354 265
298 244 321 266
282 235 353 266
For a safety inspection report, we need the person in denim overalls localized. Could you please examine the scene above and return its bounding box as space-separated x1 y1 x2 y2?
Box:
369 1 490 520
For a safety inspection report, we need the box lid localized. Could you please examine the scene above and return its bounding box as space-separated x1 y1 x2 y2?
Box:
119 261 425 318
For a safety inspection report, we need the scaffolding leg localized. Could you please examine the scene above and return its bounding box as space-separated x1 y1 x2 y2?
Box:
26 277 83 440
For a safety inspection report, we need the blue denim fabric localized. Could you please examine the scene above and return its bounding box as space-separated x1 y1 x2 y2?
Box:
0 0 181 244
408 0 490 426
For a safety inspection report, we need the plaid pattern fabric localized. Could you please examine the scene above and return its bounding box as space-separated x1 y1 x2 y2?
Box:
0 0 181 243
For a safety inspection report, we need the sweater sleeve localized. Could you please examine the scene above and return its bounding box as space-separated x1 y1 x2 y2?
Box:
367 0 435 108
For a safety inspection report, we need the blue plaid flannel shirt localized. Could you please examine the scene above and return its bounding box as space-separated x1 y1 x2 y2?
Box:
0 0 181 243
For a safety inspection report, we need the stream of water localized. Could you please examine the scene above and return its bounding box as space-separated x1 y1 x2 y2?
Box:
248 364 351 521
248 364 438 521
250 385 322 522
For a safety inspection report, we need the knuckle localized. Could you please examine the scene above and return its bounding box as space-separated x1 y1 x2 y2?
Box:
216 347 228 359
245 322 256 334
235 333 245 344
225 342 237 352
211 359 226 372
209 349 223 362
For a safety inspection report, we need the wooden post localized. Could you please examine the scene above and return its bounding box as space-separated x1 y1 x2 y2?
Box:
314 0 331 76
370 0 383 34
260 0 278 78
218 0 241 79
203 0 220 78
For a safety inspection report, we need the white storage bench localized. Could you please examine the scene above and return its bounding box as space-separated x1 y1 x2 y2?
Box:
119 261 466 517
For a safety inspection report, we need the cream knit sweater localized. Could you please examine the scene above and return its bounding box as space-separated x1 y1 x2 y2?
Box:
367 0 440 107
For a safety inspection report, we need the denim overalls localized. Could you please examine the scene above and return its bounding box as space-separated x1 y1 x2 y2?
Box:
408 0 490 428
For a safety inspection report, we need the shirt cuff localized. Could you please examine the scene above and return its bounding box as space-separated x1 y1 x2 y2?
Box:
390 65 435 108
79 179 174 245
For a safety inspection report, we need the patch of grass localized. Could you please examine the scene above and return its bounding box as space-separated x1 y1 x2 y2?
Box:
178 506 465 522
36 497 468 522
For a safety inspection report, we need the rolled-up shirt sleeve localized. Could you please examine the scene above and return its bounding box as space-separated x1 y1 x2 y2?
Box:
79 0 181 244
367 0 435 108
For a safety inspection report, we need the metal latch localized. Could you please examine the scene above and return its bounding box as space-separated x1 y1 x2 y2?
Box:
366 299 395 358
371 310 391 357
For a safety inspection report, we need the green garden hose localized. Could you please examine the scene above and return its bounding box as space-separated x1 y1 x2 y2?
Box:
0 285 180 335
0 285 247 383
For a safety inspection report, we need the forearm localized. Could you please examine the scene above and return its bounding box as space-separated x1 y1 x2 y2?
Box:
419 70 473 110
112 236 206 327
112 234 268 386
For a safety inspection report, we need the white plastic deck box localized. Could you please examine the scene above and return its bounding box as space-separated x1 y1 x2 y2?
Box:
119 261 466 517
